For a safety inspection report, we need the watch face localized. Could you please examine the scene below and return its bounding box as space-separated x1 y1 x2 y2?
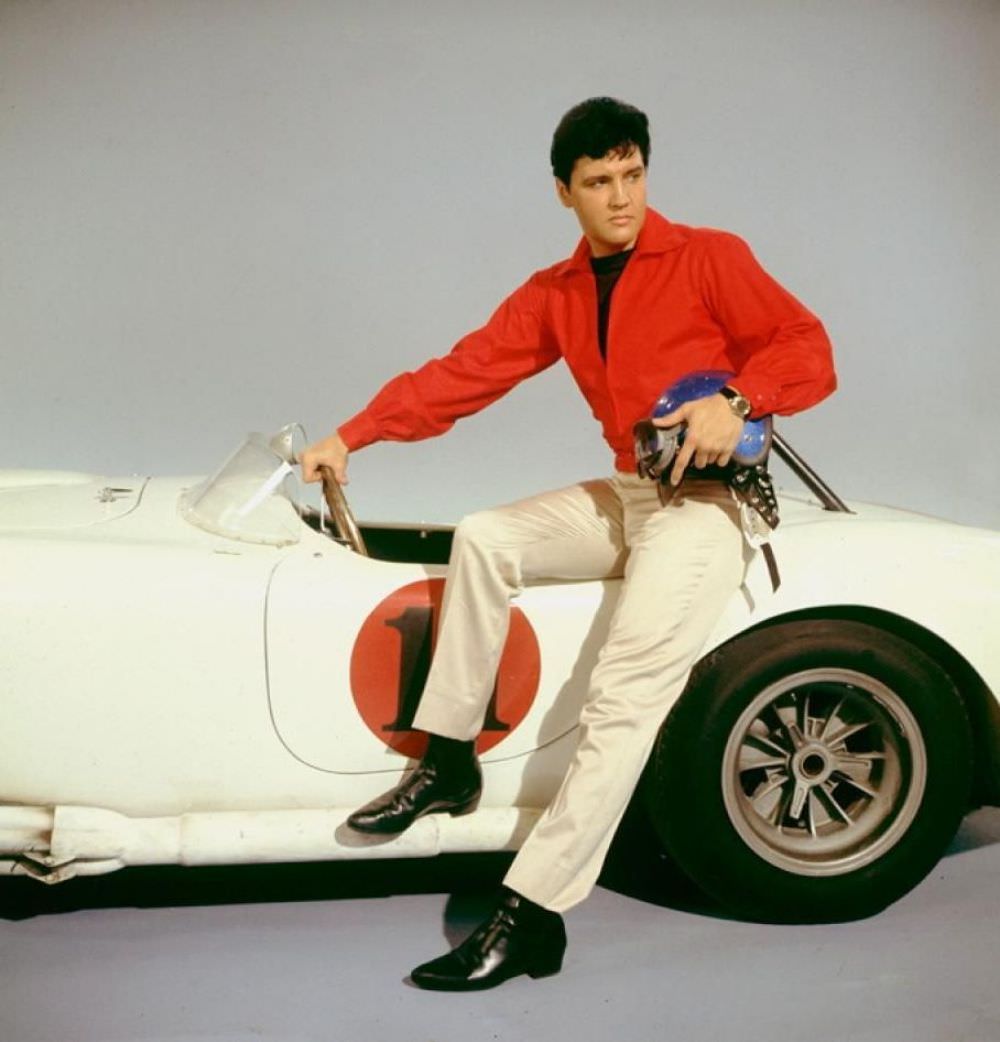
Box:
721 387 751 418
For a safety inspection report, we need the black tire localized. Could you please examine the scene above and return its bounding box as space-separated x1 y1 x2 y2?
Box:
643 619 973 923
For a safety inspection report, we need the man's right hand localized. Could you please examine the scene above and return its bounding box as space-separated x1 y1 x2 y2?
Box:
299 431 350 485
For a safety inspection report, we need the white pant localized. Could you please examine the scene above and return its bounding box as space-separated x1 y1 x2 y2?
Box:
412 472 748 913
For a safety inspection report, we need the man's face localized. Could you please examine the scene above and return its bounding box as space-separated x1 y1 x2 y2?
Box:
556 148 647 257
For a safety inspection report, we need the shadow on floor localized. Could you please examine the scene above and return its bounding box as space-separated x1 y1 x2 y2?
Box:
0 851 510 922
946 806 1000 855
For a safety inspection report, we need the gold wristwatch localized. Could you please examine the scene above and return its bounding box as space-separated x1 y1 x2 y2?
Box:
719 385 752 420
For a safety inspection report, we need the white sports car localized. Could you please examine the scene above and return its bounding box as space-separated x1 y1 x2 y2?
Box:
2 425 997 923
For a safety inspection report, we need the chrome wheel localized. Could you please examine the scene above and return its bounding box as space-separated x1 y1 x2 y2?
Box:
721 667 927 877
647 621 971 921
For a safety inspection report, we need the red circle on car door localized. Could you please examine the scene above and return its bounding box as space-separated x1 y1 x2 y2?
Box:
350 578 540 758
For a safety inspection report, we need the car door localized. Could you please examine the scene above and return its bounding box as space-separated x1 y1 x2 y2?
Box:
264 542 617 774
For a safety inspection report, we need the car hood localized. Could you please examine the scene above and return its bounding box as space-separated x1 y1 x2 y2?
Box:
0 472 311 554
0 471 147 532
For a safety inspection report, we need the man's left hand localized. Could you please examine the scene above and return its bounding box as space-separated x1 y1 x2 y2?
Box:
653 394 744 486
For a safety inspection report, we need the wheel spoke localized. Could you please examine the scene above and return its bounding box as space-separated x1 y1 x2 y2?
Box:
836 752 886 766
833 754 880 798
741 733 787 766
815 782 853 825
826 720 872 748
750 725 787 758
750 772 787 804
750 778 787 821
818 694 848 741
796 691 812 738
833 771 878 799
764 702 804 750
770 782 793 828
739 749 787 772
809 790 835 830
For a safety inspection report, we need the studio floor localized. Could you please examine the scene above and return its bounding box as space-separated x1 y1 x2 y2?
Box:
2 807 998 1042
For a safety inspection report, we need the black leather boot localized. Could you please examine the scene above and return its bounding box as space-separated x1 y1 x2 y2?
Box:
410 887 567 991
346 734 481 835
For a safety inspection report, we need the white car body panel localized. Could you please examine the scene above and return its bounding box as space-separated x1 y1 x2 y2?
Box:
1 463 997 884
707 495 1000 691
265 549 614 777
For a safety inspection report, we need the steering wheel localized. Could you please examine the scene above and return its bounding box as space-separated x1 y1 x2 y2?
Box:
318 464 368 556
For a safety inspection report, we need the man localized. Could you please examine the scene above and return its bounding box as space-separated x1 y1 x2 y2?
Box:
301 97 836 990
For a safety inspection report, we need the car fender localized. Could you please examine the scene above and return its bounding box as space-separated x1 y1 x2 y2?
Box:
704 514 1000 699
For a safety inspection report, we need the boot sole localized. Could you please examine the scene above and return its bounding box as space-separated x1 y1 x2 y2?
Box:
346 791 481 835
410 951 565 991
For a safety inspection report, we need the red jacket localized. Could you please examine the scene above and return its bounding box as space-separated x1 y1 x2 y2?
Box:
338 209 836 473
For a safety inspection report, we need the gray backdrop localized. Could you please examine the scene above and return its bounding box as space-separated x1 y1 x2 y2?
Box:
2 0 998 527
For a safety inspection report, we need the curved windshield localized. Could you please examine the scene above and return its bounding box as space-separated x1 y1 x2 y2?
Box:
179 424 307 547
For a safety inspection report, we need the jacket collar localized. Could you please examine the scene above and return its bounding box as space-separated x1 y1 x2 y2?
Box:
553 208 687 277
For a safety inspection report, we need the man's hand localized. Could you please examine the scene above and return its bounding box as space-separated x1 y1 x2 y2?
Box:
300 431 350 485
653 394 744 486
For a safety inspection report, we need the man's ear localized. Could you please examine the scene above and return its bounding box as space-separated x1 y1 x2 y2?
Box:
555 178 573 208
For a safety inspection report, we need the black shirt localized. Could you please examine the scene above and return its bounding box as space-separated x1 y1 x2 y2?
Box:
590 248 634 360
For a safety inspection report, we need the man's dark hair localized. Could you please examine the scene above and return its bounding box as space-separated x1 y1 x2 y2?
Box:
550 97 650 187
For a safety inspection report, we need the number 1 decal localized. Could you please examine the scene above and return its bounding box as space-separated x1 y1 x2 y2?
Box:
350 579 540 758
382 604 511 734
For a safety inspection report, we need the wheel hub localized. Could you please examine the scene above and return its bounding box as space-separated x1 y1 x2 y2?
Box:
791 745 834 786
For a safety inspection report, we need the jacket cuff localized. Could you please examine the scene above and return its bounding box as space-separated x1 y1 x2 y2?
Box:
337 410 380 452
727 376 779 418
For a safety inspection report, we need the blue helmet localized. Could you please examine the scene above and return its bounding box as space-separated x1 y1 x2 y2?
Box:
635 370 772 479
